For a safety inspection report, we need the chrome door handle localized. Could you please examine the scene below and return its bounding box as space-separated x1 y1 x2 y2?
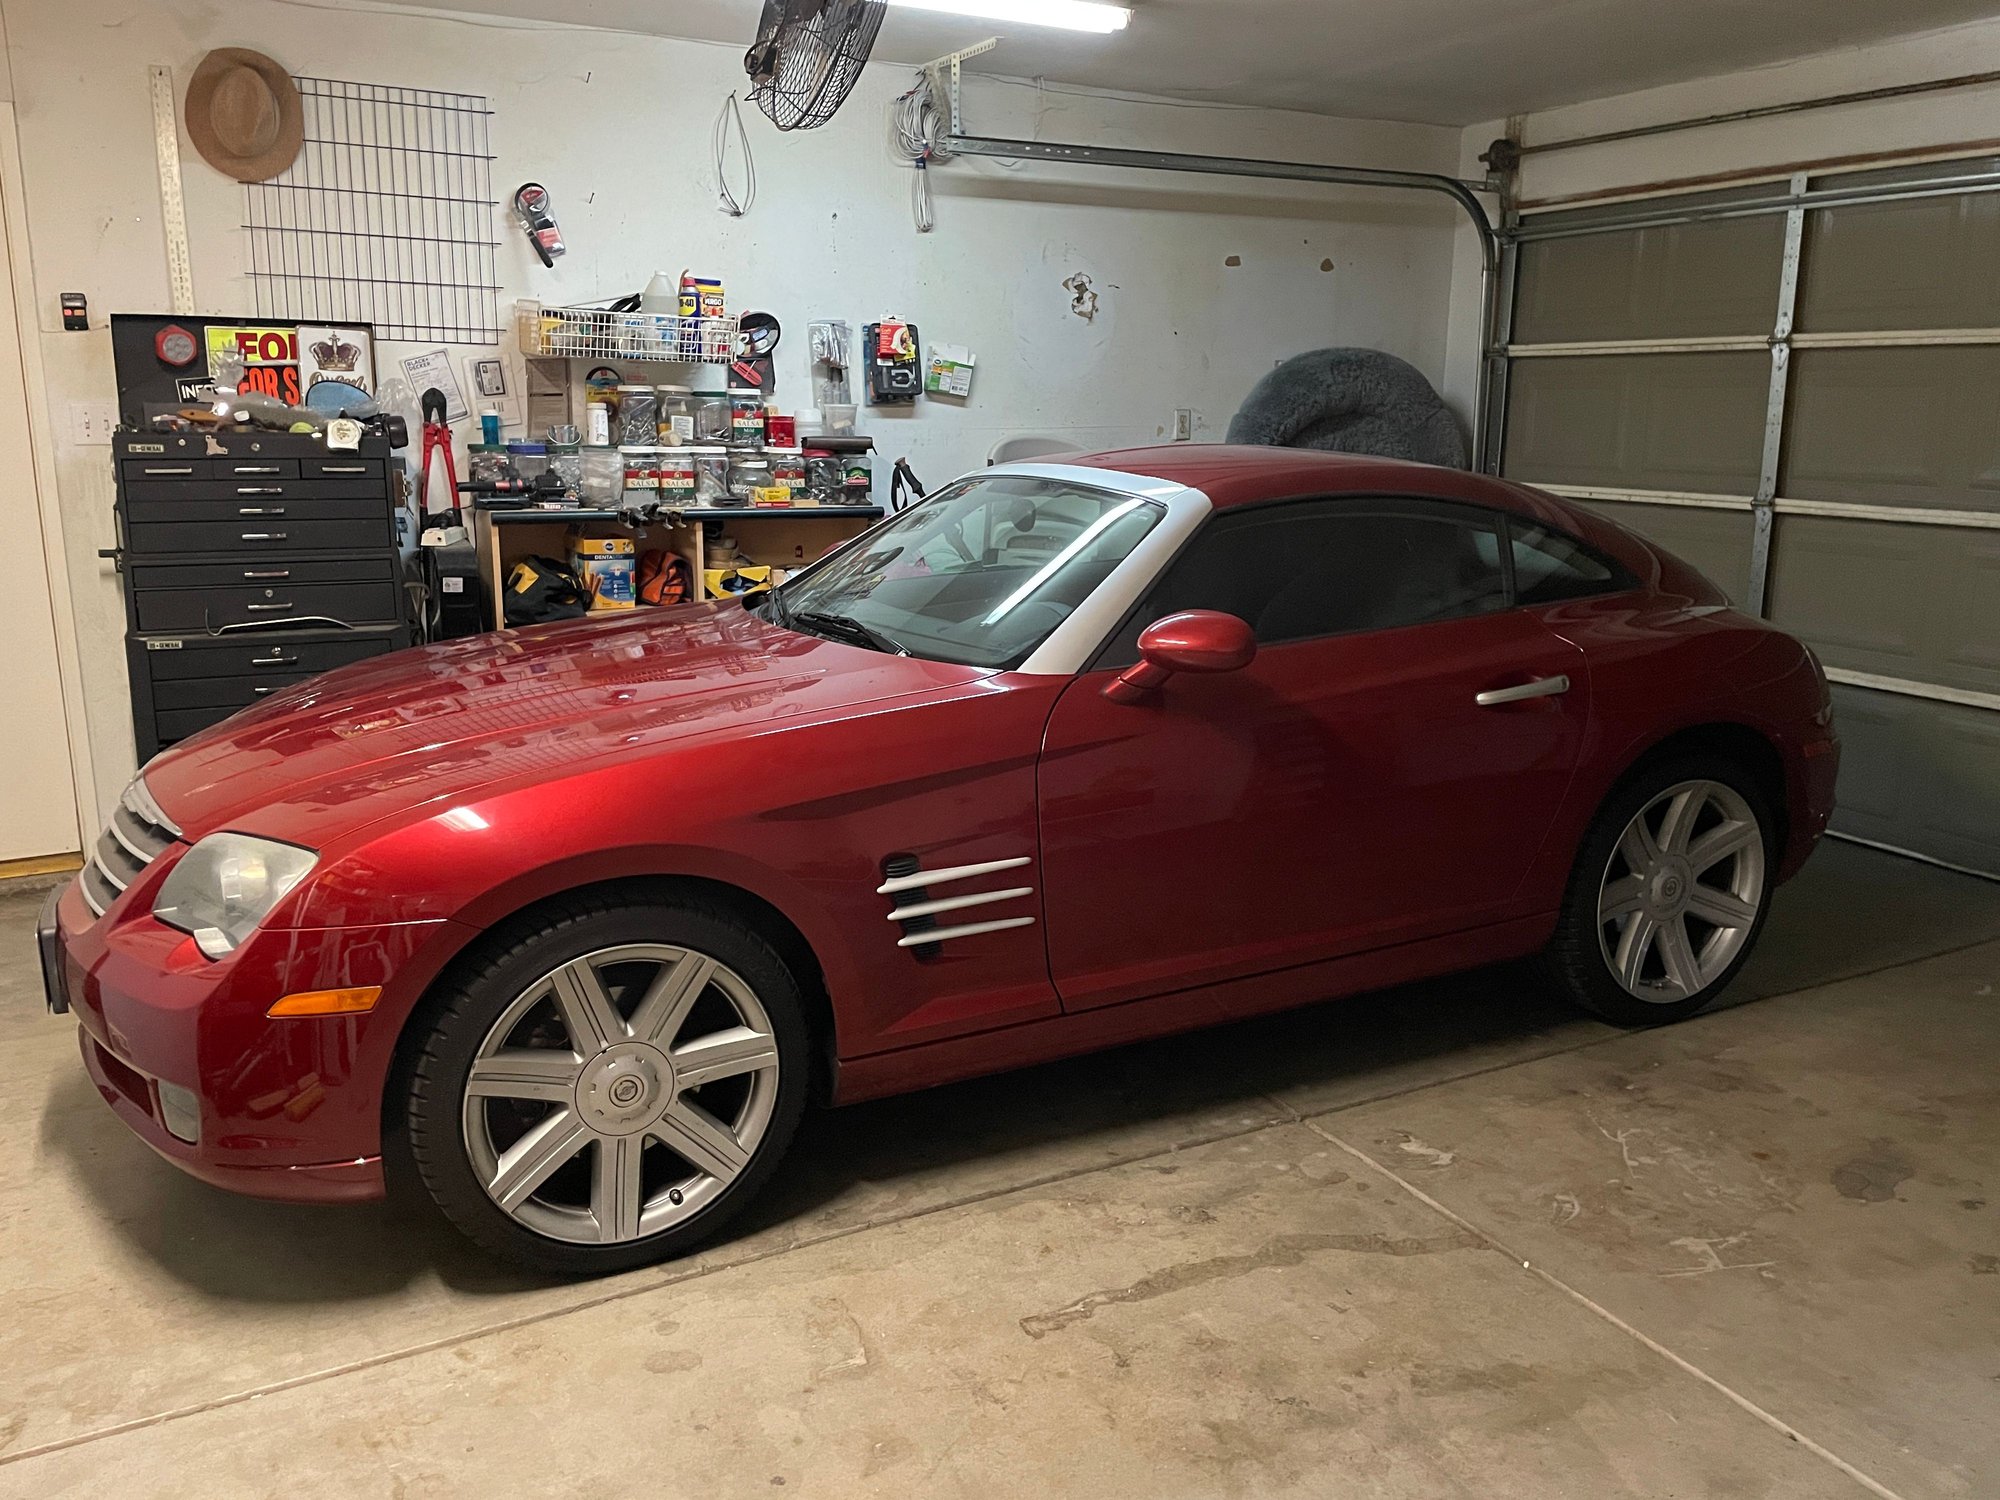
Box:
1476 674 1570 707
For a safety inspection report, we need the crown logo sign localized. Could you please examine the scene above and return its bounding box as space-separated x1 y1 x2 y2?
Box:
310 335 361 371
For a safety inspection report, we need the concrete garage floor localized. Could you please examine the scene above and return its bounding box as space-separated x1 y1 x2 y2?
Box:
0 841 1995 1498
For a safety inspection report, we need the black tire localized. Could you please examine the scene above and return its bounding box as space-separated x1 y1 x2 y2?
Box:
1543 753 1777 1027
404 891 810 1276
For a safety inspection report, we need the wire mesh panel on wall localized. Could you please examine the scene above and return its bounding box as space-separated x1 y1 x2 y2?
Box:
244 77 500 344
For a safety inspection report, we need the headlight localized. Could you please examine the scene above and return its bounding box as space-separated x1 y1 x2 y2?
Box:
154 833 317 959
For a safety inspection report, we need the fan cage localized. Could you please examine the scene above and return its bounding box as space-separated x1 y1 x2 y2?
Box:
747 0 887 132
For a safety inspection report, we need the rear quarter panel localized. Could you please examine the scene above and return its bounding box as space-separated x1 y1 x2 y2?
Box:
1524 589 1831 907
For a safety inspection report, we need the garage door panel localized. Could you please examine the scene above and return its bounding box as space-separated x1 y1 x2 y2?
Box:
1784 348 2000 512
1765 516 2000 694
1799 160 2000 331
1575 500 1754 604
1828 685 2000 875
1515 215 1783 343
1504 354 1766 493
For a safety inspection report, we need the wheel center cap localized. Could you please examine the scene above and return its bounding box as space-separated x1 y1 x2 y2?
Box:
1649 857 1693 917
575 1042 673 1135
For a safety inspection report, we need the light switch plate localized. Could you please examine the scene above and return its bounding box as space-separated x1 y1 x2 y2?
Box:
1172 408 1194 442
69 401 116 445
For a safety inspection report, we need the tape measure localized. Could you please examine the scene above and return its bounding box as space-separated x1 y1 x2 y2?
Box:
148 64 195 315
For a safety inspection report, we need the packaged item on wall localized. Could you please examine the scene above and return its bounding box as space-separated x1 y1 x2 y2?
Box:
925 343 976 398
617 385 659 447
571 534 637 611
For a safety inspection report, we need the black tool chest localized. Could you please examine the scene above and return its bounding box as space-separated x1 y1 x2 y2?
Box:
114 431 412 760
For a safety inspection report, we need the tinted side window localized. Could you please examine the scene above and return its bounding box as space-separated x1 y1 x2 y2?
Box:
1509 520 1629 605
1104 501 1507 662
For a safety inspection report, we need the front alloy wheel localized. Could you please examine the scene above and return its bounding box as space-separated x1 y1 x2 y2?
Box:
406 896 808 1275
464 944 781 1245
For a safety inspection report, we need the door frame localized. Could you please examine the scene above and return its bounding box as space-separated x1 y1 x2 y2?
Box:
0 103 99 852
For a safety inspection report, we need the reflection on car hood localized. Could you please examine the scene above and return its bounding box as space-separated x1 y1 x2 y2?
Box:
143 602 990 846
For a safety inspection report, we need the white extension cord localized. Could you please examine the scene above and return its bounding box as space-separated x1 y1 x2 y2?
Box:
892 75 948 232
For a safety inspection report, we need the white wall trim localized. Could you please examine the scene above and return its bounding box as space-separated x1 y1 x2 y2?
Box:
1824 667 2000 713
0 104 100 850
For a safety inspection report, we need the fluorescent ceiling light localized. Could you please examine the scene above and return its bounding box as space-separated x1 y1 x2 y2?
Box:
886 0 1132 34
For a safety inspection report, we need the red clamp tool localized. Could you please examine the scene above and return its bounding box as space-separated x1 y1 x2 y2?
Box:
418 386 461 529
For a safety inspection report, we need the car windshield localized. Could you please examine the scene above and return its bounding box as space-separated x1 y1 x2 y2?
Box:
763 475 1165 668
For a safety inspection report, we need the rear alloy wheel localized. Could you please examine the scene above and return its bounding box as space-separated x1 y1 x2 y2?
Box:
407 898 808 1274
1546 759 1774 1025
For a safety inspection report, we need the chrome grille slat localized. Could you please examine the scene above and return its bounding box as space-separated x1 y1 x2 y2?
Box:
74 778 179 924
78 862 116 917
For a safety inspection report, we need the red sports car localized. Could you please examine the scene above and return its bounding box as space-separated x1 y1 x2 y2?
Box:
40 447 1839 1274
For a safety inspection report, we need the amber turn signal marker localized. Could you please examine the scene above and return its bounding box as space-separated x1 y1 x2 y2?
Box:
267 986 383 1018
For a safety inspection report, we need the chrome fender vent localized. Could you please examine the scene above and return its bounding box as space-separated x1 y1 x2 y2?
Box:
878 854 1035 957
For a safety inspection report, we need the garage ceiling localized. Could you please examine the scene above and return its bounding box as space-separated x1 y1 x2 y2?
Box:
389 0 1998 125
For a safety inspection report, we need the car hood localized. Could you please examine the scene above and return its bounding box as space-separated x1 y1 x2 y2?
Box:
143 602 991 847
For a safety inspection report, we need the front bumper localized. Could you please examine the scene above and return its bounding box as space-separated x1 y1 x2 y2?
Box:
47 874 456 1205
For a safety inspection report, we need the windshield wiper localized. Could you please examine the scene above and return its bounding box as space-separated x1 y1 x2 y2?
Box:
792 609 911 657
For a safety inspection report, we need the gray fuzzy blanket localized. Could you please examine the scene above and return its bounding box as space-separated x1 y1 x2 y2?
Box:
1226 348 1467 468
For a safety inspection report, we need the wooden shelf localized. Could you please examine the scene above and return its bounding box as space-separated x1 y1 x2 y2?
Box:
480 505 883 524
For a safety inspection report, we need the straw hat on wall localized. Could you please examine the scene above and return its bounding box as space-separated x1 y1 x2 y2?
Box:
184 48 303 183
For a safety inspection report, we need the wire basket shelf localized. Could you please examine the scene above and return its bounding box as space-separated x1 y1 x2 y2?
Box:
245 76 500 344
516 301 740 363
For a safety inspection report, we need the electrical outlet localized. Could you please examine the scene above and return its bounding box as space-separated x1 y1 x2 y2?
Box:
69 401 116 445
1171 407 1194 442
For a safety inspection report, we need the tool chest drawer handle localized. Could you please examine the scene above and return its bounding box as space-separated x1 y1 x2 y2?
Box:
242 569 291 580
319 463 368 474
252 686 275 695
140 465 195 476
233 465 284 475
246 602 296 613
250 653 299 666
237 506 287 516
236 486 286 496
238 532 289 541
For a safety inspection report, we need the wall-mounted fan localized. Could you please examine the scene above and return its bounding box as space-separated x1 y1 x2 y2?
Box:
745 0 887 131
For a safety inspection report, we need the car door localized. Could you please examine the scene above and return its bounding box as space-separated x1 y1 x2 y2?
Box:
1037 496 1592 1012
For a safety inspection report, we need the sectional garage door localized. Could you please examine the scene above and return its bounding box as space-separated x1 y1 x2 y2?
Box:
1494 157 2000 878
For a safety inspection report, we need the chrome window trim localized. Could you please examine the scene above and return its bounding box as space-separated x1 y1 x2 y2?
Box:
1002 464 1214 677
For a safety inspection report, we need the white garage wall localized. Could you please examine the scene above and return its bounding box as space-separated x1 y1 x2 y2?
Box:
0 0 1461 821
1440 15 2000 419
